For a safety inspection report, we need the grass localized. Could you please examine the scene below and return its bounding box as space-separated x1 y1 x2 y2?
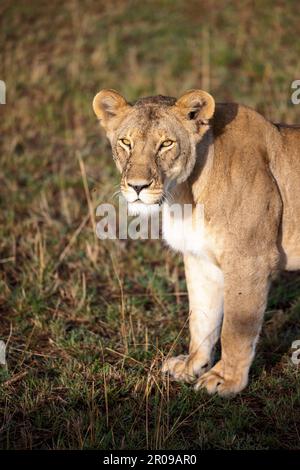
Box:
0 0 300 450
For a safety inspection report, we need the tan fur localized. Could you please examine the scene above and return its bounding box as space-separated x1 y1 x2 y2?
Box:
93 89 300 397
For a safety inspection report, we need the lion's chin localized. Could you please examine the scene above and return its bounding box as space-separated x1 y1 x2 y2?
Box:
127 201 161 217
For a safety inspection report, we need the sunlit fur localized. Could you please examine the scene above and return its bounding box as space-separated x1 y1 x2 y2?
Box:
93 90 214 206
93 89 300 397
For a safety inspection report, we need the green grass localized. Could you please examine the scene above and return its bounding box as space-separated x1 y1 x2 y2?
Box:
0 0 300 450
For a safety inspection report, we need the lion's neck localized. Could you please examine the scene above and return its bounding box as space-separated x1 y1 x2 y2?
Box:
161 133 215 256
166 130 215 206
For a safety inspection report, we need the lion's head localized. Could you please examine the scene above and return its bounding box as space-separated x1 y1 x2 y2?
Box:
93 89 215 213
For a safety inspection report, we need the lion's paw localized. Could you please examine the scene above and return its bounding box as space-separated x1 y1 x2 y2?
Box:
162 355 209 384
194 361 247 397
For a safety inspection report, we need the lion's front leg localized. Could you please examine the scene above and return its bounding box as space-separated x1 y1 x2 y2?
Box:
196 257 271 396
162 253 224 383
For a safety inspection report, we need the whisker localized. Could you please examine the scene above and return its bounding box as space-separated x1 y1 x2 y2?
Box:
110 190 121 200
163 189 174 203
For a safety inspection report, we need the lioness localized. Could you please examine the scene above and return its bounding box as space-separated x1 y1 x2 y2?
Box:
93 89 300 396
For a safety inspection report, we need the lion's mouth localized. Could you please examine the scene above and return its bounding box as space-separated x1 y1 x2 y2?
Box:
134 196 164 205
127 199 161 217
121 187 164 206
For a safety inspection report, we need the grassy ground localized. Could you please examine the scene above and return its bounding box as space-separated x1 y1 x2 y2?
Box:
0 0 300 450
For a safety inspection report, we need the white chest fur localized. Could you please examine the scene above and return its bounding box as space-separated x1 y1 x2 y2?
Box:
162 202 210 257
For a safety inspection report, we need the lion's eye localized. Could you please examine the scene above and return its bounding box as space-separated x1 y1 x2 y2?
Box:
120 138 131 147
160 140 173 148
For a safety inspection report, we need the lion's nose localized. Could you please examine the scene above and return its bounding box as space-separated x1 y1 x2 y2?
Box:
127 180 152 195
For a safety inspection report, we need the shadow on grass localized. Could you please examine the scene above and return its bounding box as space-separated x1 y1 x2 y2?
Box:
253 271 300 374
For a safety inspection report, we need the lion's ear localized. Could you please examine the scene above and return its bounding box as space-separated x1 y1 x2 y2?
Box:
92 89 130 129
175 89 215 124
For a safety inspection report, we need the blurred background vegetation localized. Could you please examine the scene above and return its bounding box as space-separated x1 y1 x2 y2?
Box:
0 0 300 450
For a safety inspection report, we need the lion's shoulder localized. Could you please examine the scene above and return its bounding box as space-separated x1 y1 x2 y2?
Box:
212 102 271 140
